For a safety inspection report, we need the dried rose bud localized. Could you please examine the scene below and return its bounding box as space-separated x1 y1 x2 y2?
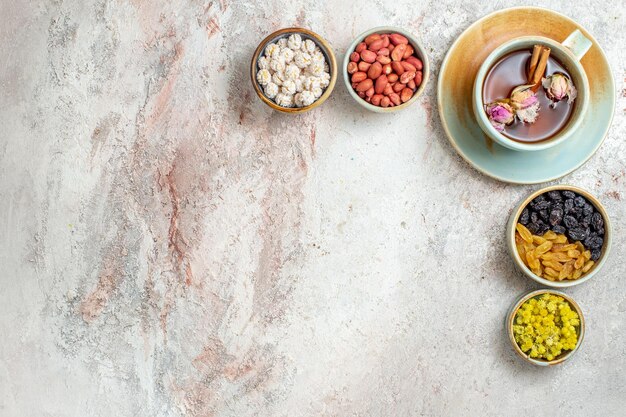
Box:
542 73 577 104
485 101 514 132
510 85 540 124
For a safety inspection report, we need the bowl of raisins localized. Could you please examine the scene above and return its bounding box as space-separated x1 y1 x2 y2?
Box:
507 185 611 287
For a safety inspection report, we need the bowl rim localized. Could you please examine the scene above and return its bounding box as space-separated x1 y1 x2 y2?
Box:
473 35 590 152
508 184 612 287
342 26 430 113
506 289 585 366
250 27 337 114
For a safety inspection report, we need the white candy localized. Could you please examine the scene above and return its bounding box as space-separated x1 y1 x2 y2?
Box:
307 62 325 77
265 43 280 59
287 33 302 50
256 69 271 86
275 92 294 107
280 48 294 63
319 72 330 88
295 90 315 107
311 50 325 65
269 58 285 73
277 38 287 48
294 51 312 69
272 71 285 86
264 82 279 99
311 87 323 99
282 80 296 95
303 76 321 90
295 78 304 92
302 39 316 54
285 63 300 80
258 56 270 70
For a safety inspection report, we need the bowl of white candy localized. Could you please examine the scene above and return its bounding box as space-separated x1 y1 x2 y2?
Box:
251 28 337 113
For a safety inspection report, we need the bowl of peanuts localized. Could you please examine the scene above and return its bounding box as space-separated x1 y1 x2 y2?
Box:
343 26 429 112
507 185 612 287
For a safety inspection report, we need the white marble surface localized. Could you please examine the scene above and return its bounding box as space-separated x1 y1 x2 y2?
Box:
1 1 625 416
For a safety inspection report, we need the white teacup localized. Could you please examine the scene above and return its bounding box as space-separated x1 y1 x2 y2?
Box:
472 30 592 152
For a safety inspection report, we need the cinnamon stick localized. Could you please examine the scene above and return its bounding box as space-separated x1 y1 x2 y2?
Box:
530 46 551 92
528 45 542 81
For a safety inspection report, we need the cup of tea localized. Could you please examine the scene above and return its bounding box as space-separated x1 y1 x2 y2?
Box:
472 30 592 151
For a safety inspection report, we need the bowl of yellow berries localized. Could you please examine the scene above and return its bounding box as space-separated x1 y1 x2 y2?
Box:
507 290 585 366
507 185 612 287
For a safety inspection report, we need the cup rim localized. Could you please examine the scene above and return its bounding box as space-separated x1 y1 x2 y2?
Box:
250 27 337 114
342 26 429 113
506 289 585 366
473 35 590 151
508 184 612 287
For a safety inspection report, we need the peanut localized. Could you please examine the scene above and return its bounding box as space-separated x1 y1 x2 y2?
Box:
403 45 414 59
381 96 390 107
414 70 423 86
405 56 423 70
360 50 377 63
400 70 415 84
347 62 358 74
387 73 398 83
377 48 390 56
393 82 405 93
407 79 416 90
391 44 407 61
356 79 373 92
389 33 408 45
375 74 388 94
355 42 367 53
401 62 417 72
367 62 383 79
364 34 381 45
391 61 404 75
368 39 384 51
365 87 375 98
383 83 393 95
358 61 371 72
358 91 366 98
400 88 413 103
350 52 360 62
381 34 390 48
388 93 401 105
351 72 367 83
376 55 391 65
382 63 392 75
371 94 383 106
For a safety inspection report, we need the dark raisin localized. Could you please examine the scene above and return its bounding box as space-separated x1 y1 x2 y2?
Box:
591 212 604 230
567 227 588 241
547 191 562 201
534 200 551 211
596 226 605 236
552 225 566 234
536 221 549 235
530 211 539 224
585 236 604 250
591 249 601 261
571 207 583 218
549 208 563 226
519 208 530 225
580 215 591 228
562 191 576 199
527 222 540 234
539 209 549 221
563 215 578 229
583 203 594 217
564 199 574 213
575 196 586 207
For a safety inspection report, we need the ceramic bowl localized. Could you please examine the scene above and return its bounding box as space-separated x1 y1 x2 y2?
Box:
342 26 429 113
506 289 585 366
507 185 611 287
473 31 591 152
250 28 337 114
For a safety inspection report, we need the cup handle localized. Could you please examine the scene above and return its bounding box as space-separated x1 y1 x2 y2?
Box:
562 29 592 61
